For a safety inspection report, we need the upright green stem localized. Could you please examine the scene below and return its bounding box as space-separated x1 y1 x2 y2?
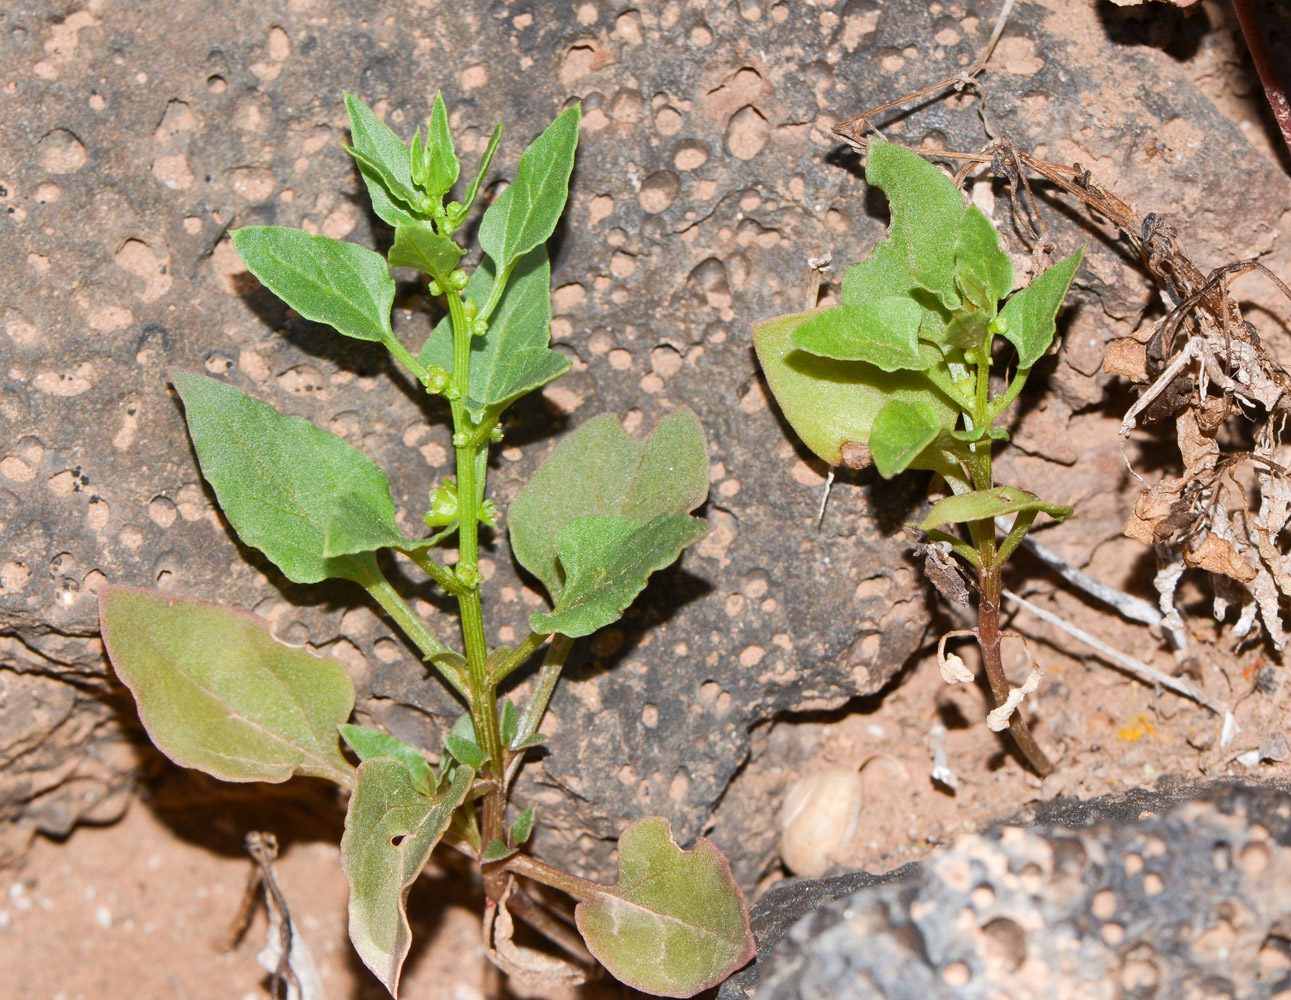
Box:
444 283 507 890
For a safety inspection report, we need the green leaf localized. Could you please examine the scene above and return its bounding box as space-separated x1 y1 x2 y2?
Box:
916 485 1074 532
478 106 580 274
869 398 944 478
532 514 710 638
345 92 420 228
508 408 709 603
510 805 536 845
866 139 970 310
339 724 434 794
513 732 546 750
752 309 958 469
99 586 355 786
790 297 930 371
954 204 1014 313
452 121 503 227
997 248 1085 369
499 699 518 749
387 221 464 283
231 227 396 345
480 838 515 863
423 92 459 200
418 248 570 420
342 758 472 996
172 372 416 584
575 817 754 998
443 714 484 771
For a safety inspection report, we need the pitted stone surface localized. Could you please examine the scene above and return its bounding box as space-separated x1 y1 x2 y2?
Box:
724 781 1291 999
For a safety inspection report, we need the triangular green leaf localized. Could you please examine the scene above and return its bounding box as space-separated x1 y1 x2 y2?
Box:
531 514 710 638
478 106 580 274
916 485 1073 532
99 586 355 786
418 248 570 420
388 221 464 283
508 408 709 603
752 309 958 469
423 92 459 200
172 372 420 583
954 204 1013 313
790 297 930 371
339 724 434 794
869 398 944 478
443 714 485 771
342 759 472 996
499 698 518 749
865 139 970 310
231 227 396 345
345 92 421 228
480 838 515 863
452 121 503 228
575 817 754 998
997 248 1085 369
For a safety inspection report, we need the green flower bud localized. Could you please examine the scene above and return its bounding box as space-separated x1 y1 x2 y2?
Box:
452 431 469 447
421 366 450 394
489 425 504 443
478 499 498 527
423 480 459 527
463 297 479 320
428 279 443 296
454 563 482 588
449 269 469 291
471 318 488 338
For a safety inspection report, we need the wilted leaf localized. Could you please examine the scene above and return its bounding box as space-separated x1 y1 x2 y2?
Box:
531 514 710 637
508 409 709 603
575 817 754 998
916 485 1074 531
418 248 569 420
478 106 580 274
997 248 1085 369
172 372 419 584
342 759 472 996
231 227 397 345
99 586 354 786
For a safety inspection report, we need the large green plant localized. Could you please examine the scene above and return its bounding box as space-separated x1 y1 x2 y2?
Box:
99 93 752 998
754 140 1083 775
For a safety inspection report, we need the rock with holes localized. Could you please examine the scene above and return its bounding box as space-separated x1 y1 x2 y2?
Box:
721 781 1291 999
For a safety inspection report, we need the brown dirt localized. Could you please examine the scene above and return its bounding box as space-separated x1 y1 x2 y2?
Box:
5 0 1291 998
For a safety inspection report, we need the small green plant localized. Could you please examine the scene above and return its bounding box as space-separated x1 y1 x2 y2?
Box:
98 93 753 997
753 140 1084 776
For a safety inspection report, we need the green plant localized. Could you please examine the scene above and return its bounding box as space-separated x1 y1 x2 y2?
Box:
98 93 753 998
753 140 1084 776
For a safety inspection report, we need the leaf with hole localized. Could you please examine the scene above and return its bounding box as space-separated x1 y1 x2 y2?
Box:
231 227 397 345
508 408 709 603
531 514 710 637
99 585 355 786
478 106 580 275
575 817 754 998
418 248 569 420
342 759 473 996
172 372 425 583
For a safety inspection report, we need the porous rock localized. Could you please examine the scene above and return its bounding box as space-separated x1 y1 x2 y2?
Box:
722 780 1291 999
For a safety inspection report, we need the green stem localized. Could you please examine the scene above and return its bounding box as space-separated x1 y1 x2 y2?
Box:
354 563 472 700
501 851 609 903
988 367 1030 423
382 333 428 381
404 547 463 595
477 262 515 325
492 631 549 684
517 633 573 746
